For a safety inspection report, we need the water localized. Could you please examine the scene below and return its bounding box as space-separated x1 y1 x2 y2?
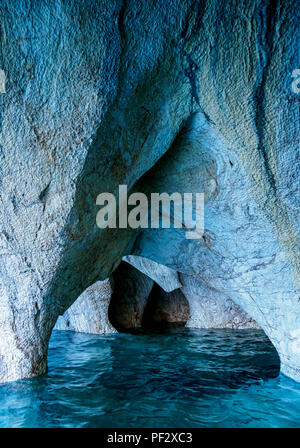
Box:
0 328 300 428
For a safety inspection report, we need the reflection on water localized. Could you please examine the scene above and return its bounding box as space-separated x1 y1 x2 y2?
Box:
0 328 300 428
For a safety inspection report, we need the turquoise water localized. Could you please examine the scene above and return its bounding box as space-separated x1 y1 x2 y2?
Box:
0 328 300 428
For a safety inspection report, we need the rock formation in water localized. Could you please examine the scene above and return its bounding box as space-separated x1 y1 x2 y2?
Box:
142 284 190 329
55 279 116 334
122 256 182 292
56 256 258 332
181 274 259 329
0 0 299 382
108 262 154 331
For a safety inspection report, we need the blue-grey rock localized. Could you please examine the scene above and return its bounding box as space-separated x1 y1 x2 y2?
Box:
0 0 299 383
108 262 154 331
55 279 116 334
143 284 190 329
181 274 259 329
132 110 300 381
122 255 182 292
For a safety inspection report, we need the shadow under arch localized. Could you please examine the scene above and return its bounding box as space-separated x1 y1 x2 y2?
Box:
45 104 285 381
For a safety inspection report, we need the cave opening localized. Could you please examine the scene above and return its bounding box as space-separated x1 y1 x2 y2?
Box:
107 261 190 334
141 283 190 331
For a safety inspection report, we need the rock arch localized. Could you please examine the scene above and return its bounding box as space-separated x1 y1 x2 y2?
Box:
0 0 299 383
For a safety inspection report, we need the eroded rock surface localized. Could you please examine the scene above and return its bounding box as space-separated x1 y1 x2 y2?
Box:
181 274 259 329
108 262 154 331
123 255 182 292
143 284 190 329
131 110 300 380
55 279 116 334
0 0 299 382
54 257 257 334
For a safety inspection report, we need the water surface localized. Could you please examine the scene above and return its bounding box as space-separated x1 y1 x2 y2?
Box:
0 328 300 428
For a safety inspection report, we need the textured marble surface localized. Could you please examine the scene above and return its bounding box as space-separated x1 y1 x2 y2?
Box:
108 262 154 331
55 279 116 334
181 274 259 330
0 0 299 382
132 111 300 380
143 284 190 328
123 255 182 292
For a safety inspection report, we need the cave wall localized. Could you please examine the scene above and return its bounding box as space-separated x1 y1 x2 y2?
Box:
181 274 259 330
131 111 300 380
0 0 299 382
55 279 116 334
56 257 259 333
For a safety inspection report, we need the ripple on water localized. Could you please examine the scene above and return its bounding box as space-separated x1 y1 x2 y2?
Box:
0 328 300 428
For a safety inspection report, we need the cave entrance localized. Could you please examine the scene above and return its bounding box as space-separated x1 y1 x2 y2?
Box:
108 261 190 334
141 283 190 331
